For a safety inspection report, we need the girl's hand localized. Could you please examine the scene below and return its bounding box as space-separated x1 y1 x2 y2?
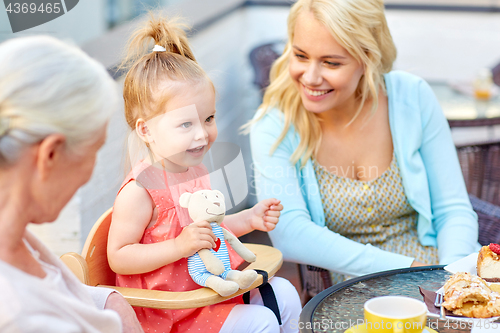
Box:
175 221 217 258
249 198 283 232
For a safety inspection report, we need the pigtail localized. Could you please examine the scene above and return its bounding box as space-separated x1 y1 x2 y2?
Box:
121 13 206 128
150 16 196 61
118 13 196 72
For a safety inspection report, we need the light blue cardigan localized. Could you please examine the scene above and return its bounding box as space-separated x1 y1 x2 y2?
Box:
250 71 481 277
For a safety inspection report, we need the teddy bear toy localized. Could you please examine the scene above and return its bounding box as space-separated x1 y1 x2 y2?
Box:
179 189 258 297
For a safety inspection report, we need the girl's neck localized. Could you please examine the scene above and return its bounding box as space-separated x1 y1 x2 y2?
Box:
145 154 189 173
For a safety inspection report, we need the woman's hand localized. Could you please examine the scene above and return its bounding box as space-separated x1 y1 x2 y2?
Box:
248 198 283 232
174 221 217 258
104 292 143 333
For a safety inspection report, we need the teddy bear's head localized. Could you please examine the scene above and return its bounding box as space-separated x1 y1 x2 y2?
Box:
179 190 226 224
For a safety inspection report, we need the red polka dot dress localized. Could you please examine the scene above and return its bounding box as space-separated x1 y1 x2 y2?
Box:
115 161 244 333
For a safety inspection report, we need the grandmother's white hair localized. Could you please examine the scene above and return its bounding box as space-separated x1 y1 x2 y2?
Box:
0 35 117 166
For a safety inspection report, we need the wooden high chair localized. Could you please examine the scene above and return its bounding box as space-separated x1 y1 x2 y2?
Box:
61 208 283 309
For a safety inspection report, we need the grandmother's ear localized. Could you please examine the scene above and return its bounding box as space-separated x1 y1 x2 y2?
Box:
37 134 66 180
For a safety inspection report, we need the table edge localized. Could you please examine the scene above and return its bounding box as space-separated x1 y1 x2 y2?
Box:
299 265 446 333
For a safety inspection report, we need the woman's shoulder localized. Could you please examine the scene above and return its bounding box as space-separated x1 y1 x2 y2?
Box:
384 70 428 92
384 70 435 104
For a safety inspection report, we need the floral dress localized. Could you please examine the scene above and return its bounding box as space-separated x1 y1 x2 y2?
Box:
313 153 439 284
115 161 244 333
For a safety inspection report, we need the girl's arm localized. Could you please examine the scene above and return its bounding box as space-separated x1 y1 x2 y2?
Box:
107 181 216 275
223 198 283 237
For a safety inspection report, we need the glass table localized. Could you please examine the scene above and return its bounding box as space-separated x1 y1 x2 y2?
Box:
299 266 500 333
430 82 500 128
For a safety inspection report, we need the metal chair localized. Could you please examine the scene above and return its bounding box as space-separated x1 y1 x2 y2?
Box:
61 208 283 309
456 141 500 245
448 118 500 128
492 61 500 87
457 141 500 207
248 42 281 95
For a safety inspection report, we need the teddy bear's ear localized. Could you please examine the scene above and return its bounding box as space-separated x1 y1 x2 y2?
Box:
179 192 192 208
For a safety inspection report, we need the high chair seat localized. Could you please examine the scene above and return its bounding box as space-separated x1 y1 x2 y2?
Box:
61 208 283 309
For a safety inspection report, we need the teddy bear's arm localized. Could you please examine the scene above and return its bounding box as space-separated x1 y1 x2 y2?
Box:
222 228 257 263
198 249 225 275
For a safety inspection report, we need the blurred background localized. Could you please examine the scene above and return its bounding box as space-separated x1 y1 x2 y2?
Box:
1 0 500 289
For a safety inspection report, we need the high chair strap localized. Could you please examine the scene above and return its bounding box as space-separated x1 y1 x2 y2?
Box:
243 269 282 325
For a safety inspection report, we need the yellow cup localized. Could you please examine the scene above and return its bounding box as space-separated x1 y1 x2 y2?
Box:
364 296 427 333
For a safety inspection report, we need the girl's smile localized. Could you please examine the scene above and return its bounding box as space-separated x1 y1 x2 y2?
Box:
140 79 217 172
186 144 207 157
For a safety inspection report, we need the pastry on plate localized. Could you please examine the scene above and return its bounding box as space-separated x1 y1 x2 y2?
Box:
477 244 500 282
442 272 500 318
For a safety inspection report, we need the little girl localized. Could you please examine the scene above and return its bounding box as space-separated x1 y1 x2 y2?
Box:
107 15 301 333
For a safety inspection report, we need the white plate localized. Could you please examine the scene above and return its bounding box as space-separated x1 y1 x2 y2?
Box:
435 253 500 323
444 253 478 274
427 311 498 323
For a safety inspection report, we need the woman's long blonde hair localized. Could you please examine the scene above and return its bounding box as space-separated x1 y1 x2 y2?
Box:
254 0 396 167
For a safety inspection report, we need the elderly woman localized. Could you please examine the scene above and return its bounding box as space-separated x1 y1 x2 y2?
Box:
0 36 142 332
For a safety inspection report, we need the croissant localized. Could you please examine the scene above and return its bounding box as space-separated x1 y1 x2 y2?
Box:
442 272 500 318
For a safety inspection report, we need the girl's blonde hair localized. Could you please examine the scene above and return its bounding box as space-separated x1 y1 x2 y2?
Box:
120 14 212 169
255 0 396 167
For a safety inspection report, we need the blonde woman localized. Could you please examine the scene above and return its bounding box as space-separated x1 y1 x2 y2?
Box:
249 0 480 282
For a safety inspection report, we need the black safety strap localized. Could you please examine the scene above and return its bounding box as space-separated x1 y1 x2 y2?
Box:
243 269 282 325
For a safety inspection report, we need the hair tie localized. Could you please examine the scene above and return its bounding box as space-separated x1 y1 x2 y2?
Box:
152 45 166 52
0 117 10 137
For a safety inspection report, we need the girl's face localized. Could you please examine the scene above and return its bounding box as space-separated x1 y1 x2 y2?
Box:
145 80 217 172
289 11 364 115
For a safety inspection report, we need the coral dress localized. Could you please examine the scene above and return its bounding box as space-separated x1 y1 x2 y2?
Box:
115 161 244 333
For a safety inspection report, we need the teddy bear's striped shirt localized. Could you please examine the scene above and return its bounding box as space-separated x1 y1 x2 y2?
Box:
188 222 232 286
